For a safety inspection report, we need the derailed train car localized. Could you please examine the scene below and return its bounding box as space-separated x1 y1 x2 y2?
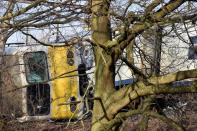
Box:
2 43 91 122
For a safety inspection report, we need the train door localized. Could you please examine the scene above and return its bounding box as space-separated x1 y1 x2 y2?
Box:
23 51 50 116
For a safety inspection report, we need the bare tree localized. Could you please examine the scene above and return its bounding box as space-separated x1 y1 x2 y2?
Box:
90 0 197 130
0 0 197 131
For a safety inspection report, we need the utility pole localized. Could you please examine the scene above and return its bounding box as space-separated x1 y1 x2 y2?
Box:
152 25 162 76
26 27 29 45
56 24 60 43
0 32 7 112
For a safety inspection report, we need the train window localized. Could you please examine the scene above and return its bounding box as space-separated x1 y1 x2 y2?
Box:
67 50 74 66
67 50 74 58
78 64 88 96
26 84 50 116
69 96 77 113
188 36 197 59
188 46 197 59
24 51 49 84
191 36 197 44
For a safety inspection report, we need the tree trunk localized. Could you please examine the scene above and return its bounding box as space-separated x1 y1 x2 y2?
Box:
90 0 116 129
91 47 116 131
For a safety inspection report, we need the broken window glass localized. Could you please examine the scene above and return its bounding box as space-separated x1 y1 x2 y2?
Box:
24 51 49 83
27 84 50 116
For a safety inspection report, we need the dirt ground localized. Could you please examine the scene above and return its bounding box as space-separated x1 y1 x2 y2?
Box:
1 94 197 131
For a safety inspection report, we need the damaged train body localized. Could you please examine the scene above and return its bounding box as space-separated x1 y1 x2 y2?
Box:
2 43 92 122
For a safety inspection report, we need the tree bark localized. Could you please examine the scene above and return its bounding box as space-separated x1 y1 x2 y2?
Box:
91 0 117 130
91 50 116 130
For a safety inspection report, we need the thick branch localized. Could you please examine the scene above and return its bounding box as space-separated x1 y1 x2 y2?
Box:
110 0 186 52
101 109 143 131
145 111 184 131
103 110 184 131
148 69 197 85
154 0 184 21
121 56 147 79
106 80 197 119
145 0 162 14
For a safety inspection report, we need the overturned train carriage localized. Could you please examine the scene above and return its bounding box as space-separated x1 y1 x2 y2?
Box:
2 43 90 121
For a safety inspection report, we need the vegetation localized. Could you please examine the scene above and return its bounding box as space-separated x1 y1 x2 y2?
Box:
0 0 197 131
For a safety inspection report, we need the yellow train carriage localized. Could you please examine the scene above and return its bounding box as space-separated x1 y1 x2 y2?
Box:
3 43 85 121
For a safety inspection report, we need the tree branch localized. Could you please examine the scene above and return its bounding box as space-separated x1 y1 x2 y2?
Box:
145 111 184 131
0 0 47 22
105 79 197 119
121 56 147 79
102 109 185 131
110 0 186 52
101 109 144 131
148 69 197 85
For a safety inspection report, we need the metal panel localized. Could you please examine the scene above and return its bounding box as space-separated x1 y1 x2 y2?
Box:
48 46 79 119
